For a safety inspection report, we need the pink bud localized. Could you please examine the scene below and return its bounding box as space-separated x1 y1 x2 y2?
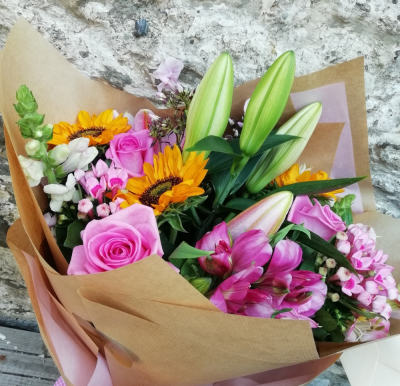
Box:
78 199 93 214
77 212 88 221
357 291 372 306
96 203 110 218
326 258 337 269
329 267 351 282
336 239 351 256
336 231 348 241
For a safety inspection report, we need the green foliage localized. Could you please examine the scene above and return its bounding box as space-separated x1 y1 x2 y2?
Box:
64 221 86 249
271 308 293 319
332 194 356 226
269 223 311 248
189 277 212 295
169 242 214 260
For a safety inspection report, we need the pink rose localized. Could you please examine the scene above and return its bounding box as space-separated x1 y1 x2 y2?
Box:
105 130 154 177
287 196 346 241
68 204 163 275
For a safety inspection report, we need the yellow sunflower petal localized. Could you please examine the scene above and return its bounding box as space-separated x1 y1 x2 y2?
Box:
76 110 93 129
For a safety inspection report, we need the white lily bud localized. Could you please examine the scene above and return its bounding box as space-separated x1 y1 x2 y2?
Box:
25 140 41 157
48 144 70 166
18 155 45 187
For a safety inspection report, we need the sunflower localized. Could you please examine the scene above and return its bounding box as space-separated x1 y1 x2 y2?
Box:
275 163 344 201
117 145 208 215
48 109 131 146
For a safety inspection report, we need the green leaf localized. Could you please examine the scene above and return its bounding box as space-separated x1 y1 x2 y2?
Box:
168 215 187 232
312 327 329 341
271 308 293 319
169 242 214 260
230 153 263 194
299 245 318 271
223 198 257 213
186 135 241 160
288 221 358 275
262 177 366 199
181 258 203 280
189 277 212 295
63 221 86 249
270 223 311 248
338 297 382 319
330 328 345 343
314 309 338 332
206 134 299 174
332 194 356 226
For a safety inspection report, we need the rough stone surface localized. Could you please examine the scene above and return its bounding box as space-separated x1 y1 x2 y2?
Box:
0 0 399 381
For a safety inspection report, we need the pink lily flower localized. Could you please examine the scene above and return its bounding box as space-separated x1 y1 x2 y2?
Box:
106 162 129 198
153 57 184 92
196 222 272 278
345 317 390 342
210 265 264 313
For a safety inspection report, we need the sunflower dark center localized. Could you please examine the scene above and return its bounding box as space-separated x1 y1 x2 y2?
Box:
69 127 105 141
139 177 182 207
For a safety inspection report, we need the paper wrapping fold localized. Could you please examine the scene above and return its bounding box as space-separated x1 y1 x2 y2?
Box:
2 17 400 386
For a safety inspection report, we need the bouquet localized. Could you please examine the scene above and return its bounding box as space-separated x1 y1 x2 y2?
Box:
2 18 400 386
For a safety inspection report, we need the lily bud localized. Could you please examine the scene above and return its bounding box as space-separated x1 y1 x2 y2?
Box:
240 51 295 158
25 140 42 158
183 52 234 161
48 144 71 167
245 102 322 194
189 277 212 295
227 191 293 241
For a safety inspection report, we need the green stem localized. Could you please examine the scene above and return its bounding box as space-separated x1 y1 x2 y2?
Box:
189 207 202 227
242 191 249 198
169 227 178 244
224 212 236 223
45 168 56 184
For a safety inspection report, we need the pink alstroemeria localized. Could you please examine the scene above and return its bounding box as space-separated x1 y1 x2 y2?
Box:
210 265 264 313
107 163 129 198
196 222 272 278
345 317 390 342
153 57 184 92
255 240 302 302
91 159 109 178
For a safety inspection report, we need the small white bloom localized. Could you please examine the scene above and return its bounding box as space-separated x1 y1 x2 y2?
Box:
243 98 250 114
61 138 98 173
25 140 41 157
228 118 234 126
48 144 70 166
43 174 77 212
18 155 45 187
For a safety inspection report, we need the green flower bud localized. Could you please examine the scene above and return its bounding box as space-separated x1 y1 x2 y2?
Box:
25 140 42 159
245 102 322 194
189 277 212 295
239 51 296 158
48 144 70 167
183 52 234 162
14 85 38 118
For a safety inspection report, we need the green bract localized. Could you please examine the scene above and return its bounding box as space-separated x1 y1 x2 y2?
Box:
183 52 234 162
245 102 322 194
239 51 296 158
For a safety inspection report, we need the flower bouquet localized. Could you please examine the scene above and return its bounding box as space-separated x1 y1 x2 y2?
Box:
1 18 400 386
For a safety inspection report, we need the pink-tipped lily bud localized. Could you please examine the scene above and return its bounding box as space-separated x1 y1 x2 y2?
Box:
227 191 293 241
326 258 337 269
329 267 352 282
336 239 351 256
96 203 110 218
336 231 348 241
78 199 93 214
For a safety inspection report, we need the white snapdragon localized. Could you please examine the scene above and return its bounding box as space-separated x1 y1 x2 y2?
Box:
43 174 80 212
61 138 98 174
48 144 70 166
18 155 45 187
25 140 41 157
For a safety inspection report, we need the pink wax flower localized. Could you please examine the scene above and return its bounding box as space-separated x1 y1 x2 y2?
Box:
106 162 128 197
345 317 390 342
196 222 272 278
68 204 163 275
78 198 93 214
109 197 125 214
336 239 351 256
287 196 346 241
91 159 109 178
106 116 154 177
85 176 107 203
336 273 364 297
96 203 110 218
210 265 264 313
347 223 376 257
153 57 184 92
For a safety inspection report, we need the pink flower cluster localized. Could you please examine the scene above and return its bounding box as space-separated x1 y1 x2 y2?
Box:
75 160 128 219
197 222 327 327
331 224 398 341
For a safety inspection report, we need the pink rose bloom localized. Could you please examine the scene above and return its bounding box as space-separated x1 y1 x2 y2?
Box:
68 204 163 275
287 196 346 241
105 127 154 178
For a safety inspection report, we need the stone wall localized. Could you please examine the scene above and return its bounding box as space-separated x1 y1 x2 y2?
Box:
0 0 399 326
